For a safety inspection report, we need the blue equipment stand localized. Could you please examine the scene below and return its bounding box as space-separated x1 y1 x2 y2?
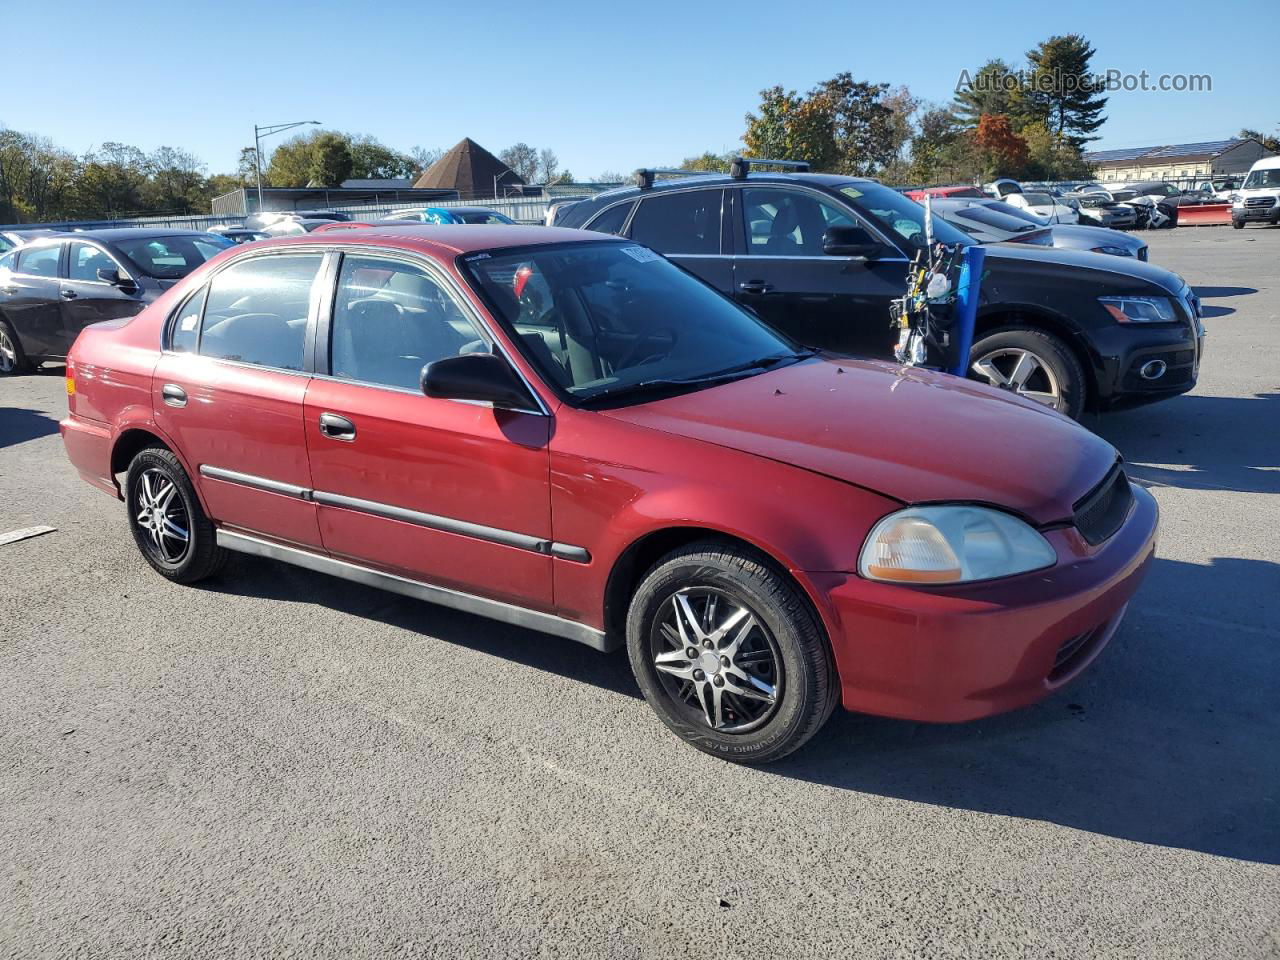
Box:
948 245 985 377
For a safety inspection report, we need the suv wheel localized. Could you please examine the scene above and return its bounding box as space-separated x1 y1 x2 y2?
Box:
626 541 837 764
969 326 1086 419
1232 220 1244 230
0 319 31 376
125 447 227 583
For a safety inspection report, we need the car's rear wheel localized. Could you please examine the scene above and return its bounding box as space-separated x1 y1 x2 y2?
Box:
125 447 227 583
969 326 1086 419
1232 220 1244 230
0 318 32 376
626 541 837 764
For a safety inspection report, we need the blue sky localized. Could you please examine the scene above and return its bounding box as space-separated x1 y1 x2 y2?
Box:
3 0 1275 177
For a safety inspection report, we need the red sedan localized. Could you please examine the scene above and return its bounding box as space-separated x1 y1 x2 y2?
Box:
60 225 1157 762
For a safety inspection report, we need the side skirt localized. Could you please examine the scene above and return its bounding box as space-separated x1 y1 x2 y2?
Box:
216 529 618 653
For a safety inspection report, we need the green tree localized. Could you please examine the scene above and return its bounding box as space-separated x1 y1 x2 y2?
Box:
348 136 415 180
307 133 353 186
679 151 735 172
1014 35 1107 146
143 146 208 214
75 142 149 217
952 59 1018 128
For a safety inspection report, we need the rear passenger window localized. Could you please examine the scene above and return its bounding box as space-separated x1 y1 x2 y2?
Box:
329 255 484 391
16 245 60 277
628 191 721 254
169 285 207 354
199 255 322 370
586 202 634 236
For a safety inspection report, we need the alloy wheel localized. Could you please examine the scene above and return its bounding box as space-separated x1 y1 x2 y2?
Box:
134 468 191 564
649 588 782 733
0 327 15 373
971 347 1063 410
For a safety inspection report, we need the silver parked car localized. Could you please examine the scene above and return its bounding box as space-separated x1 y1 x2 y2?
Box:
932 198 1149 260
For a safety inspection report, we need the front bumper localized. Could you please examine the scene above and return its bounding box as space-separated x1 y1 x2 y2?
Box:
812 483 1158 723
1233 201 1279 223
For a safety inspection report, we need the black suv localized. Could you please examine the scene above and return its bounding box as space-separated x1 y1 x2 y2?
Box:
557 165 1204 418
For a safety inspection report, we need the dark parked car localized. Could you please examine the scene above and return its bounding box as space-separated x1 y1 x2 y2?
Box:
0 228 230 375
60 225 1157 763
558 166 1203 418
0 228 61 254
932 198 1149 260
209 228 272 244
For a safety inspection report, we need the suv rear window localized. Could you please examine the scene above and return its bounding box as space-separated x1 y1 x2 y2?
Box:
628 191 721 254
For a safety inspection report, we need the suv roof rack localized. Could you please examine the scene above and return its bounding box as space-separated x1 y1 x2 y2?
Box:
729 157 811 179
633 168 710 189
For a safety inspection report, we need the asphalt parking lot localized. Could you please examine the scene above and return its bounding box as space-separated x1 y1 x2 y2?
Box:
2 227 1277 959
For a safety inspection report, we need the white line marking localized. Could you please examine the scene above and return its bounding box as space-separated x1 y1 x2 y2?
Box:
0 525 56 546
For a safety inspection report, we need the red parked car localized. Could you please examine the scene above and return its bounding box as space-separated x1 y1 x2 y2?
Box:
60 225 1158 762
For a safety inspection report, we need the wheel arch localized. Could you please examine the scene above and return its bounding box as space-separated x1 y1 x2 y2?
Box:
109 426 209 513
601 525 841 670
973 305 1099 407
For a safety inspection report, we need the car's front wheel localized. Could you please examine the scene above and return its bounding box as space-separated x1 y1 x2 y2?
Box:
125 447 227 583
0 318 32 376
626 541 837 764
969 326 1086 419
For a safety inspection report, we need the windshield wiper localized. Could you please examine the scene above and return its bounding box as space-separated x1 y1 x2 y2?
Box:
580 349 816 406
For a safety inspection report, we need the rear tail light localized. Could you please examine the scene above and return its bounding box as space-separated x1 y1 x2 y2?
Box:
65 356 76 397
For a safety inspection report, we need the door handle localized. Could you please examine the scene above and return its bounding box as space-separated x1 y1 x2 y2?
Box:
60 289 78 300
738 281 775 295
161 383 187 407
318 413 356 441
2 286 18 295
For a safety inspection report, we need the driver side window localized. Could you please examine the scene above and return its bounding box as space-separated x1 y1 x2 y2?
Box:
330 255 484 391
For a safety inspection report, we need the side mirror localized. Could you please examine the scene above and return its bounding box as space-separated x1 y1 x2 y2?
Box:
823 225 882 259
97 267 136 289
421 352 538 411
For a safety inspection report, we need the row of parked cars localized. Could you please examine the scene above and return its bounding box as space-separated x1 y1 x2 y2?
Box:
52 167 1164 763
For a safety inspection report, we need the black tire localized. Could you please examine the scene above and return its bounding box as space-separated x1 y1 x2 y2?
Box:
1232 220 1244 230
125 446 227 583
968 325 1087 420
0 317 32 376
626 541 838 764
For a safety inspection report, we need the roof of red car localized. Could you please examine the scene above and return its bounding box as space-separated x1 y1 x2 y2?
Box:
263 224 595 257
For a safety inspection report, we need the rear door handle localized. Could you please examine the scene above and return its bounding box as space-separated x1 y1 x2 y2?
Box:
738 281 774 295
60 289 78 300
161 383 187 407
318 413 356 441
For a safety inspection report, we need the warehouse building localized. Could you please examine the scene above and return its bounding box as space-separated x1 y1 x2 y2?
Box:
1085 139 1271 183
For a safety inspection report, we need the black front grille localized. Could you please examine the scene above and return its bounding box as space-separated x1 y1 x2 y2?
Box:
1073 464 1134 546
1244 197 1276 208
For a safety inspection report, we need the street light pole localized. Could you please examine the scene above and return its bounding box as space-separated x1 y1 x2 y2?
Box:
252 120 321 214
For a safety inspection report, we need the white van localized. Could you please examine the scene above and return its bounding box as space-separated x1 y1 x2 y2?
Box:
1231 156 1280 228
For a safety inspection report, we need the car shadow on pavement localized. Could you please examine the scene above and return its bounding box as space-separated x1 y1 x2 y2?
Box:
771 551 1280 865
199 554 644 700
1089 392 1280 494
1192 286 1257 299
0 406 60 449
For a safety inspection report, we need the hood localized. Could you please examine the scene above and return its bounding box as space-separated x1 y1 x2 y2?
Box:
1048 224 1143 251
982 242 1183 294
602 358 1117 525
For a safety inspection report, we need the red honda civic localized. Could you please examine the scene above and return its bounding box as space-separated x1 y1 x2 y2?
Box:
60 225 1157 763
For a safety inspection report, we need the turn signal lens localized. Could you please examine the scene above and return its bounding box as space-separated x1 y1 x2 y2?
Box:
65 357 75 396
860 506 1057 585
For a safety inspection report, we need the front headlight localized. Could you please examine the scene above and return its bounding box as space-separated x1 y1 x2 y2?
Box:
859 505 1057 585
1098 295 1177 323
1091 245 1134 257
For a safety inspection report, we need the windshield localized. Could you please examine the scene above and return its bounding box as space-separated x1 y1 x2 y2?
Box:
839 183 973 249
1021 192 1054 206
1243 169 1280 189
456 212 514 224
463 242 803 404
115 235 226 279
